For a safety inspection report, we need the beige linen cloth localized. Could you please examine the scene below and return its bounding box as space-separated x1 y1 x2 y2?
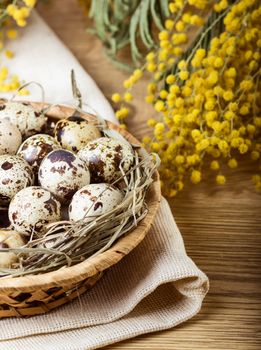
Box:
0 12 209 350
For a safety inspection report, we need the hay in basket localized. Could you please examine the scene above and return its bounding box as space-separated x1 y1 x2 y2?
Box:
0 80 161 318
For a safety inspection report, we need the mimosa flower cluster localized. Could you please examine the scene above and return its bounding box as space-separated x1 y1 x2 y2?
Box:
112 0 261 196
0 0 36 94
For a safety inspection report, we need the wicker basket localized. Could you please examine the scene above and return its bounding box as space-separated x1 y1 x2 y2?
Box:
0 103 161 319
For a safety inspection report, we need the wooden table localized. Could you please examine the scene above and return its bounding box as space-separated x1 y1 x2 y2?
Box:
39 2 261 349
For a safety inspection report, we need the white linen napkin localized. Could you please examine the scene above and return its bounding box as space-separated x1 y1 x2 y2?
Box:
0 11 209 350
0 198 208 350
2 12 115 122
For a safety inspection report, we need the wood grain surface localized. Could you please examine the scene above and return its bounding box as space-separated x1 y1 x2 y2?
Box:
38 1 261 349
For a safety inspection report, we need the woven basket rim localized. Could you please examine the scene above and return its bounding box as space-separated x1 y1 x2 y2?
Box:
0 103 161 293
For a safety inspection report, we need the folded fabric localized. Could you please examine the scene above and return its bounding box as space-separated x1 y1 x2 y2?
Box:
0 198 208 350
0 11 209 350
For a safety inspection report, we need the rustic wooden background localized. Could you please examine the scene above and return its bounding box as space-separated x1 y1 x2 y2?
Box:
38 1 261 349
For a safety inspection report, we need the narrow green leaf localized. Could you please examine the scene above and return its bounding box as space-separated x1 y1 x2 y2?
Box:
94 0 107 41
114 0 133 21
114 26 130 50
139 0 155 49
159 0 170 18
102 0 110 28
106 54 134 72
106 37 117 55
150 0 164 31
88 0 96 18
130 5 142 64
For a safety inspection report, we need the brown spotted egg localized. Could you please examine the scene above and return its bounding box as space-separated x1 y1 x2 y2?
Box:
54 116 101 152
0 230 26 268
0 102 46 137
38 149 90 202
17 134 60 175
69 183 124 222
78 137 134 183
0 119 22 155
9 187 61 235
0 155 34 206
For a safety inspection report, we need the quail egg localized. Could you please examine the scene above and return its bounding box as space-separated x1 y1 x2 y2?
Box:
54 116 101 153
0 119 22 155
9 186 61 235
38 149 90 202
17 134 60 175
0 230 26 268
0 155 34 205
69 183 124 221
0 102 46 137
78 137 134 183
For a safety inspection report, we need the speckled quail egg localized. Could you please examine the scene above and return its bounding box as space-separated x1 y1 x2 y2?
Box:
0 155 34 205
0 119 22 155
0 230 26 268
54 116 101 153
17 134 60 175
0 102 46 137
78 137 134 183
38 149 90 202
69 183 124 221
9 186 61 235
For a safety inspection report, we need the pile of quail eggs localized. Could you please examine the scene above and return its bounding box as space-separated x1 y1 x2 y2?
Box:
0 101 134 268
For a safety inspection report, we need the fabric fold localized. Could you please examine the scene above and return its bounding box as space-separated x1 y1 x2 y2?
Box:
0 198 209 350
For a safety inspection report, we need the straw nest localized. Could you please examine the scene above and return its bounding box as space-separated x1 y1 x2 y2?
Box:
0 103 161 279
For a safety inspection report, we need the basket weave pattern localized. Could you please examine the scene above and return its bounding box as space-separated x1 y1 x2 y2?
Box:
0 104 161 318
0 272 103 318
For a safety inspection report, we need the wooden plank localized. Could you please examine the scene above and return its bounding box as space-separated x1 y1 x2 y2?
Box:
38 1 261 349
